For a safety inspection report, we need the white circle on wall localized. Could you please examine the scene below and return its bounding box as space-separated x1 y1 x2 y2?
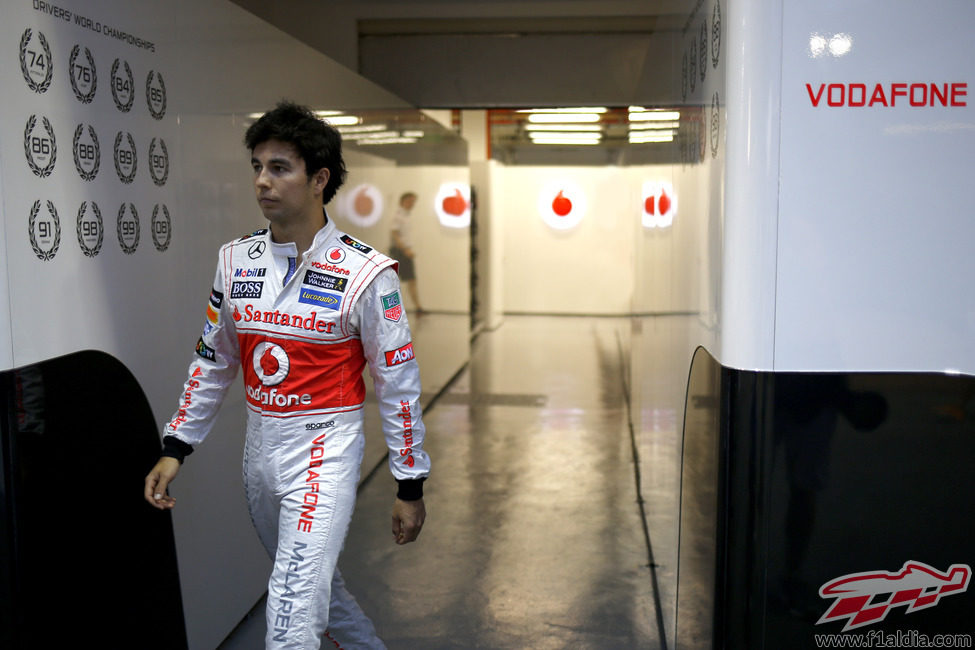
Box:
434 182 471 228
342 183 384 227
641 180 677 229
538 180 586 230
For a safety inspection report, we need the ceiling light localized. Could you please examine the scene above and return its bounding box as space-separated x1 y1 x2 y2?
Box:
528 113 602 123
629 110 681 122
338 124 388 134
518 107 608 113
323 115 361 126
629 121 680 130
525 123 603 132
629 132 674 143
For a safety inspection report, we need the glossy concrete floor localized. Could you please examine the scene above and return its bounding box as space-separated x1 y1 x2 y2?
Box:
220 315 673 649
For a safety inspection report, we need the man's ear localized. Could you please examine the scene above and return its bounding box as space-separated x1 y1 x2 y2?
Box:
312 167 330 195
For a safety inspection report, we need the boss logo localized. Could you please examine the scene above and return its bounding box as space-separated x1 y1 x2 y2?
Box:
146 70 167 120
73 124 100 181
114 131 137 183
24 115 56 178
76 201 104 258
151 204 172 252
148 137 169 186
231 281 264 299
19 28 52 93
110 58 134 112
117 203 140 255
69 45 97 104
29 200 61 261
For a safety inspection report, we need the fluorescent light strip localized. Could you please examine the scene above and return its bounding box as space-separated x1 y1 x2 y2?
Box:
629 121 680 130
343 131 400 140
358 137 418 145
629 133 674 143
338 124 388 134
323 115 361 126
629 110 681 122
518 107 608 113
528 113 602 123
525 124 603 132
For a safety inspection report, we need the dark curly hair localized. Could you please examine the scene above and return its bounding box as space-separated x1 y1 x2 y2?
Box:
244 101 347 204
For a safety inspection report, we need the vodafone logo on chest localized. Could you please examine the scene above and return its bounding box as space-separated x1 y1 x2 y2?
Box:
246 342 312 408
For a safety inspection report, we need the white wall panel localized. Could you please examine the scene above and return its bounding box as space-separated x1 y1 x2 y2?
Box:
0 2 452 648
775 0 975 373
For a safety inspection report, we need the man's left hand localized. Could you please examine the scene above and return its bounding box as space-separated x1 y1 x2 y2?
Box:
391 498 425 545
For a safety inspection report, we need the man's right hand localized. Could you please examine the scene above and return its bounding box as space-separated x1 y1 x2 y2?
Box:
144 457 181 510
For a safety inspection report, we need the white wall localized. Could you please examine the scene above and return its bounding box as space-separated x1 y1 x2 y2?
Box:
0 2 466 648
774 0 975 374
333 164 471 314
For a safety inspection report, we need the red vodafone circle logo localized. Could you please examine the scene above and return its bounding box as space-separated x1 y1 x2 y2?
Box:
325 246 346 264
642 180 677 228
340 183 383 227
434 182 471 228
253 342 289 386
538 180 586 230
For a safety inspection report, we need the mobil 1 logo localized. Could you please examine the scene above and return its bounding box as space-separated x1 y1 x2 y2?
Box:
76 201 104 258
110 58 134 112
24 115 56 178
148 137 169 186
73 124 100 181
29 200 61 261
117 203 140 254
146 70 167 120
69 45 97 104
114 131 137 183
151 204 172 252
19 28 53 93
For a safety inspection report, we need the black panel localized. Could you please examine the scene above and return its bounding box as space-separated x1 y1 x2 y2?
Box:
1 351 187 649
677 349 975 648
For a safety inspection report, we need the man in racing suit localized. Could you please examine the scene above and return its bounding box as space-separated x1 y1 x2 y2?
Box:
144 102 429 649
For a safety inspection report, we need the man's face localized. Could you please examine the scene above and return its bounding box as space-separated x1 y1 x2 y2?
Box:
250 139 328 226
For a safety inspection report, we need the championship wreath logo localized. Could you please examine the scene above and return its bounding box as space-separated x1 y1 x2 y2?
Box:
24 115 56 178
20 28 53 93
69 45 97 104
29 200 61 261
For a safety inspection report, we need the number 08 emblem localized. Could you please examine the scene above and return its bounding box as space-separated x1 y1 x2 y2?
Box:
254 342 290 386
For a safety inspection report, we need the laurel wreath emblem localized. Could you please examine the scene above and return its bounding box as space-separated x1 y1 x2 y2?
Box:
69 45 97 104
699 22 708 83
148 138 169 186
712 0 722 69
24 115 57 178
146 70 167 120
152 204 172 252
113 131 138 184
73 124 101 181
28 200 61 261
76 201 104 258
117 203 140 255
20 29 53 93
711 91 721 159
110 58 135 113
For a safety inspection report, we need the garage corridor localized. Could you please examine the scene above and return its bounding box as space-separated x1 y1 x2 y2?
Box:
222 314 677 649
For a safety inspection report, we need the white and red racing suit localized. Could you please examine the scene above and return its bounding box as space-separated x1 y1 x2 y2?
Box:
161 216 429 649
